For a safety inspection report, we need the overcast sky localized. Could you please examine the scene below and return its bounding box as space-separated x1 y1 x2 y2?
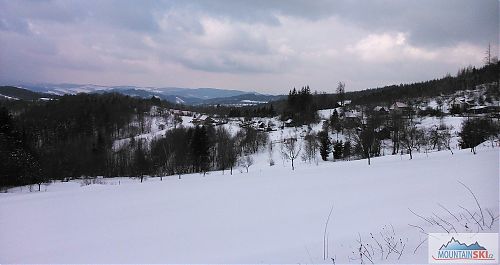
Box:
0 0 498 94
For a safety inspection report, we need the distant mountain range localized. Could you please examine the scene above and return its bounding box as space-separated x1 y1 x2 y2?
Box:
4 83 284 105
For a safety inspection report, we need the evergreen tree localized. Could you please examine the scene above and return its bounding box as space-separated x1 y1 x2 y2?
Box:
317 129 331 161
459 118 498 154
343 141 351 160
190 126 210 174
333 140 343 159
0 107 42 188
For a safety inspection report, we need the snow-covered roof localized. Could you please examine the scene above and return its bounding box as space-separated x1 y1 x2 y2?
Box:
392 102 408 108
337 100 352 105
451 98 468 105
373 106 388 112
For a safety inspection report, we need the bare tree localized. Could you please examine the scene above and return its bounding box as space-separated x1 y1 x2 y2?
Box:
215 126 237 174
302 132 319 164
238 155 254 173
268 142 275 166
336 81 346 107
282 137 301 170
355 126 376 165
440 125 454 154
390 112 403 155
348 111 380 165
428 126 441 150
400 119 420 159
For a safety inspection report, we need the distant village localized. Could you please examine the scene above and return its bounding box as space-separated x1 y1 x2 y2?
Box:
160 82 499 135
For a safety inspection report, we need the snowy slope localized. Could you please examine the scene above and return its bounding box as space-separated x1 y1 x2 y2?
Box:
0 145 498 263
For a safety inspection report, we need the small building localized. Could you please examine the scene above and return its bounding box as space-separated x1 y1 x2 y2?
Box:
192 114 215 125
390 102 411 116
171 109 192 116
336 100 352 107
390 102 408 111
373 106 389 113
343 111 360 123
450 98 469 112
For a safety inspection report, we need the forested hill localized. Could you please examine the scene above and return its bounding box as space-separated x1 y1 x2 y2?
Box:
1 91 273 189
0 86 56 101
310 62 499 109
349 62 499 105
0 93 171 187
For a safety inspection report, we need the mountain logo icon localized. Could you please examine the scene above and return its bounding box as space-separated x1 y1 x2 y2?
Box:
429 233 497 263
439 237 487 251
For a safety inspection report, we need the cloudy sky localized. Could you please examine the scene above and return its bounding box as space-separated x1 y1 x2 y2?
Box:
0 0 498 94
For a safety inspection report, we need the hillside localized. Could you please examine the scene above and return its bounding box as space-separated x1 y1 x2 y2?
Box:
0 86 56 101
347 62 499 106
0 145 497 263
269 62 500 111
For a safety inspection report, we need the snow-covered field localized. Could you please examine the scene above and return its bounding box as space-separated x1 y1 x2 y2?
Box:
0 144 498 263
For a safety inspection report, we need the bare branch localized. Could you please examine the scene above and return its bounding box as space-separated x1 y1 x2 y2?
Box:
459 205 484 230
437 203 460 222
408 208 434 225
414 238 427 254
458 180 485 226
323 203 334 260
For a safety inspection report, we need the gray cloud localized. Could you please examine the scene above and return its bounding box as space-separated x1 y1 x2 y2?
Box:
172 0 498 47
0 0 497 93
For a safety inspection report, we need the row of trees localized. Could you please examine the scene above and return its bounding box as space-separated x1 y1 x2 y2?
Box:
147 126 268 178
459 118 499 154
228 105 276 118
301 111 495 166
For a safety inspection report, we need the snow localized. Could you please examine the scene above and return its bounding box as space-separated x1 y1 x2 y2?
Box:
0 145 498 263
0 94 19 100
240 99 268 104
175 96 185 104
54 88 77 95
112 109 195 150
1 104 498 263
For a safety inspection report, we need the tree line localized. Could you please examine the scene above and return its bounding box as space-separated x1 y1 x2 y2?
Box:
266 61 499 115
0 92 271 189
302 107 498 166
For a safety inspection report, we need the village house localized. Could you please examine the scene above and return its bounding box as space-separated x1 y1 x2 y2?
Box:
390 102 411 116
192 114 215 126
450 98 469 112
